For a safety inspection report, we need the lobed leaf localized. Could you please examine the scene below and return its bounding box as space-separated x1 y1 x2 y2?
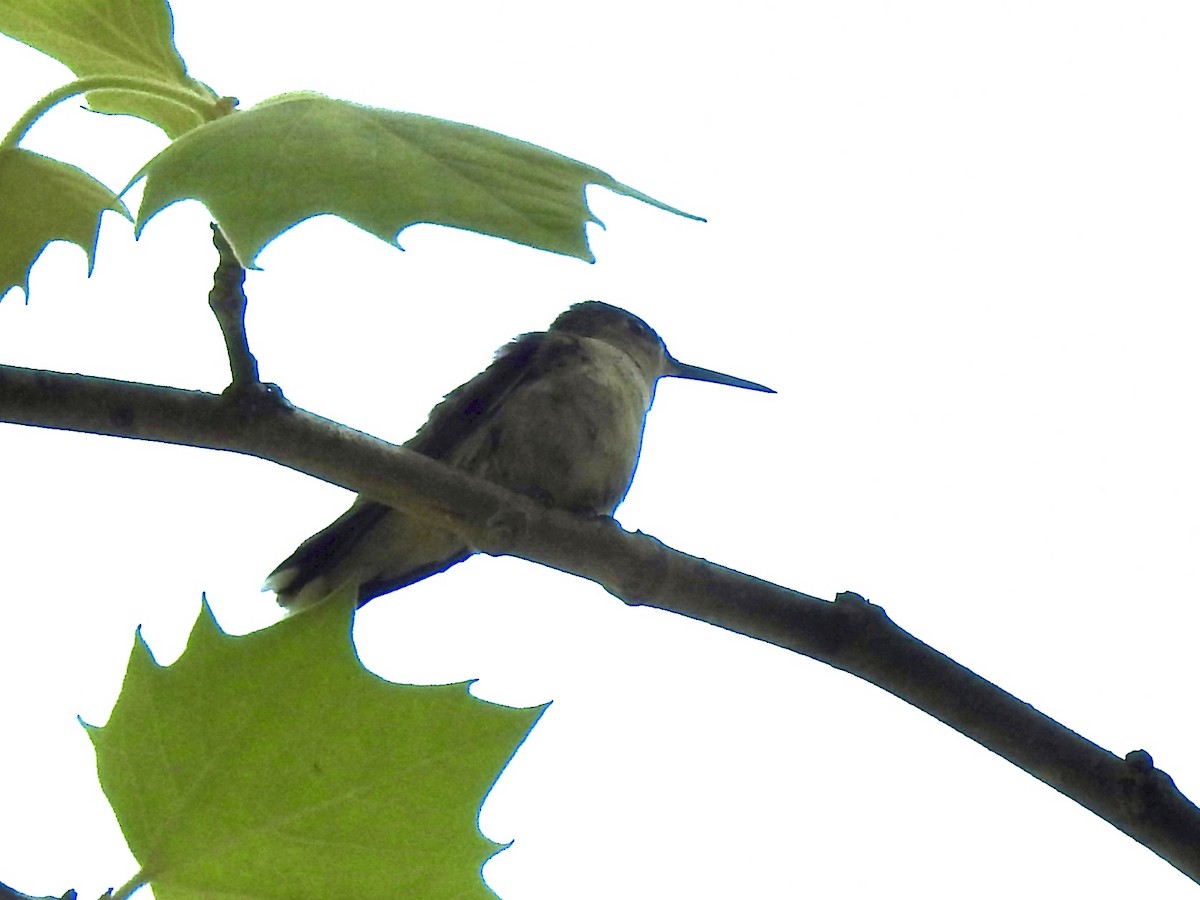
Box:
0 147 130 301
0 0 215 136
133 93 702 266
85 594 542 900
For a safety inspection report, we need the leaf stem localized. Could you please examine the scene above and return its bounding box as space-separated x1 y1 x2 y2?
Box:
108 871 146 900
1 75 222 148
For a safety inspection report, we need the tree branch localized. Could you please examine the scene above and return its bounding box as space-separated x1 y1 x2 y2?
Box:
1 361 1198 882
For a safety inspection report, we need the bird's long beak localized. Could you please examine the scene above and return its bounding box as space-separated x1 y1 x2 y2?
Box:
666 356 775 393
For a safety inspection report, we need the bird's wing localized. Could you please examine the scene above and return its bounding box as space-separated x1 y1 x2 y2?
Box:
341 332 576 601
406 330 577 459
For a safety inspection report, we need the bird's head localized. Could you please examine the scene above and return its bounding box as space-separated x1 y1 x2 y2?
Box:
549 301 775 394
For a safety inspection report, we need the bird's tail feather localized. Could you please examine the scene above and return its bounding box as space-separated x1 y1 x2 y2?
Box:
264 500 470 610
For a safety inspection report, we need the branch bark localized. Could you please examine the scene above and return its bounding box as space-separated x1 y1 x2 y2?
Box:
1 361 1197 882
207 225 260 390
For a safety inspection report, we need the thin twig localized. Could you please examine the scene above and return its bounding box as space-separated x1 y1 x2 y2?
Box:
207 225 286 416
208 224 256 386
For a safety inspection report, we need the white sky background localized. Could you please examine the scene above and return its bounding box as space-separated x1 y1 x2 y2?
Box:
2 2 1199 897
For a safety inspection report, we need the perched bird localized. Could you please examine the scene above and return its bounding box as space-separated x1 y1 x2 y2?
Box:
265 301 773 609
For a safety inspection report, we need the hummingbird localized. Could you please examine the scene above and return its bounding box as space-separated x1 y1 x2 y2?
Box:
265 301 774 609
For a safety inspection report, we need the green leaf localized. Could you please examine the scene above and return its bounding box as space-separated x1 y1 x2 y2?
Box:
133 93 703 266
85 595 542 900
0 147 130 301
0 0 216 137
